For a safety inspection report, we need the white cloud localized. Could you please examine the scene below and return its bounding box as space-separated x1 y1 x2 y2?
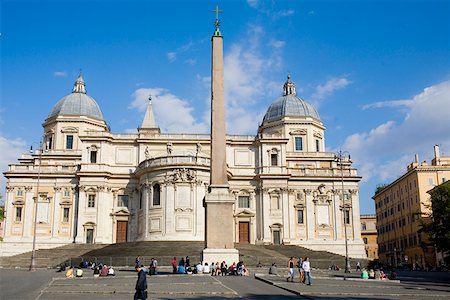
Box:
167 41 194 62
361 99 413 110
129 88 208 133
0 135 27 201
246 0 295 20
223 24 285 134
53 71 67 77
311 77 351 103
344 80 450 185
185 58 197 66
247 0 259 8
167 52 176 61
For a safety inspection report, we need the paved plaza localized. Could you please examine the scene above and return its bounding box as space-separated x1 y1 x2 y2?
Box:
0 268 449 299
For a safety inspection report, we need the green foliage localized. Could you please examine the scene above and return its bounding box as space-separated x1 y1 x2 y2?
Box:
421 182 450 263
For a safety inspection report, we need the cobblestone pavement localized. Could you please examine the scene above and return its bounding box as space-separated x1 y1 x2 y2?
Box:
255 271 450 300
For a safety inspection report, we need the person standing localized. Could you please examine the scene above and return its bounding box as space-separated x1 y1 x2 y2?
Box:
134 265 147 300
302 257 312 285
286 257 295 282
172 257 177 274
297 257 305 284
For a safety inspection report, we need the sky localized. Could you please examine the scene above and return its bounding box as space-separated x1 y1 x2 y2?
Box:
1 0 449 213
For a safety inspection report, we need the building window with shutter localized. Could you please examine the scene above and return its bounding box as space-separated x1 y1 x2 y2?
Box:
295 137 303 151
88 195 96 208
15 207 23 222
238 196 250 208
297 209 304 224
90 150 97 163
66 135 74 149
63 207 70 223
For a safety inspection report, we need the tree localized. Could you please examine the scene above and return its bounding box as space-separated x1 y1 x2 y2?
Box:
421 182 450 265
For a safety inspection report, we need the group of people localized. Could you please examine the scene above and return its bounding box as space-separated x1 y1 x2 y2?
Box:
285 257 312 285
135 256 158 275
63 262 115 278
171 256 249 276
360 268 395 280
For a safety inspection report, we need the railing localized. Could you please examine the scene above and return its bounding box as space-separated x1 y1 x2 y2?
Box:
138 155 210 170
286 151 336 158
8 164 77 173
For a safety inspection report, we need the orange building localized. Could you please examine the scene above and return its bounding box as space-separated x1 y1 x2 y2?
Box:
373 145 450 269
360 214 378 260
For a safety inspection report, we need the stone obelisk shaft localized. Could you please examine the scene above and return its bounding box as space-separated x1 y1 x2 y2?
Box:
210 35 227 185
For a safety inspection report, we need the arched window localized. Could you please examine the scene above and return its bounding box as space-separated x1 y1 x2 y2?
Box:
153 184 161 206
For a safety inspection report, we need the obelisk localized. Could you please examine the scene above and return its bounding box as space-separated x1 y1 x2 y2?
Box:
202 6 239 264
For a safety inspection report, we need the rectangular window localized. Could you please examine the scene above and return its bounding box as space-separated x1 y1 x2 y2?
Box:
139 192 143 209
294 137 303 151
344 210 350 224
16 190 24 197
271 195 280 210
428 178 433 185
66 135 74 149
88 195 96 208
315 139 320 152
63 207 70 222
118 195 129 207
238 196 250 208
270 153 278 166
63 190 70 198
297 209 304 224
15 207 22 222
90 151 97 163
48 136 53 150
443 178 447 183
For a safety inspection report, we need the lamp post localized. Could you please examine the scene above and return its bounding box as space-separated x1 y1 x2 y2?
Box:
29 141 43 272
336 150 351 274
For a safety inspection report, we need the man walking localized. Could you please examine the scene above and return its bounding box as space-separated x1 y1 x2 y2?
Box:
134 265 147 300
302 257 312 285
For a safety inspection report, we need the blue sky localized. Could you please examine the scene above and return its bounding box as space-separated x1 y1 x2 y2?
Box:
1 0 450 213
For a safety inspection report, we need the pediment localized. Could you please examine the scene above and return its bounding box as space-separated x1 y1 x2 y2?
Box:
110 208 130 216
234 209 255 217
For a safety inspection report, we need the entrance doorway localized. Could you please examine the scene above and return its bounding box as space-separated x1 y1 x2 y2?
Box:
273 230 281 245
116 221 128 243
239 222 250 243
86 229 94 244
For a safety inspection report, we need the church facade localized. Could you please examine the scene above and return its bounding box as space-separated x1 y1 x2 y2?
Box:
2 74 366 258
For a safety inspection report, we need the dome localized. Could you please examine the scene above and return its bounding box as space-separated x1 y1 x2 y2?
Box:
262 75 320 124
47 74 105 121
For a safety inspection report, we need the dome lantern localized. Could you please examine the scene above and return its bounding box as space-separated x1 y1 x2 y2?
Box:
283 73 296 96
72 72 86 94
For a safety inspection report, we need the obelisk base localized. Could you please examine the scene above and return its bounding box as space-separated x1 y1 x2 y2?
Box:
203 185 239 265
202 248 239 265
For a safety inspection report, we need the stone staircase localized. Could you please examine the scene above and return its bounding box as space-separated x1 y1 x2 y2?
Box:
0 242 369 270
0 243 106 269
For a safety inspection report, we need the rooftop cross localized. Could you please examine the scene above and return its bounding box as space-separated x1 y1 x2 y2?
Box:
211 4 223 33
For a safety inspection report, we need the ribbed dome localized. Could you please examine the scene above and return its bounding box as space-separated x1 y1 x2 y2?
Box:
262 75 320 124
47 74 104 121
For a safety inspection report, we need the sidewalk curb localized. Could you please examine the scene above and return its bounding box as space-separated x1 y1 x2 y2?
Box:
254 274 315 299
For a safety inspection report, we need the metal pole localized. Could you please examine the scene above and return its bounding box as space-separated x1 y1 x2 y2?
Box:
30 142 42 271
338 151 350 274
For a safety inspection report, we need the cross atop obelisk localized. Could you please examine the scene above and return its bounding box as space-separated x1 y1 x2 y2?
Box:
211 5 223 36
202 5 239 265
